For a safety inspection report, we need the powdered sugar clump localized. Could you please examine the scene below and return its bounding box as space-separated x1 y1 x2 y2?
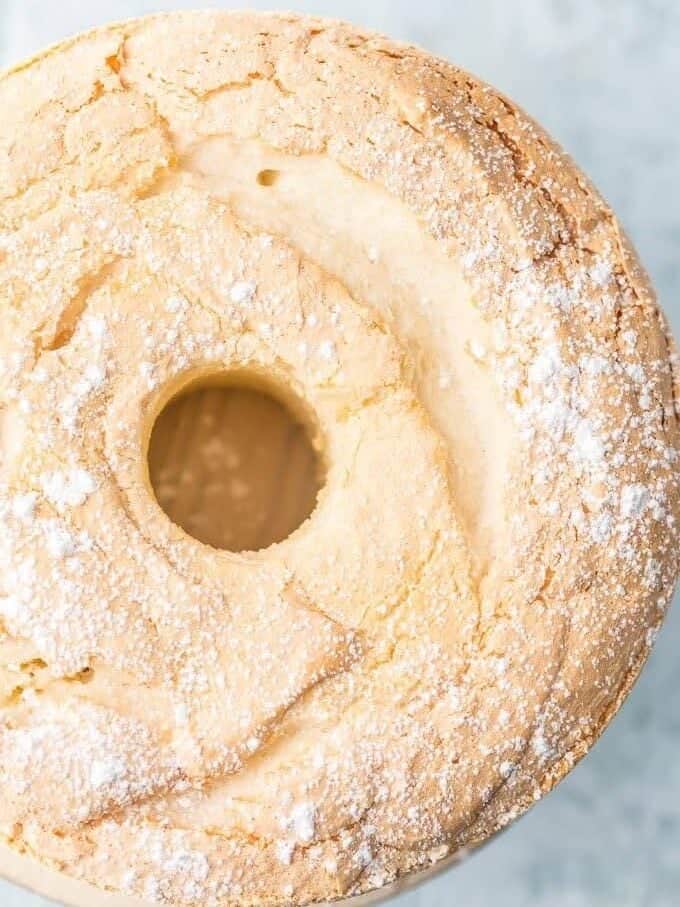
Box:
40 467 96 510
90 757 126 789
276 839 295 866
59 363 107 433
230 280 257 305
572 419 605 467
41 519 77 558
11 492 38 521
620 483 650 519
284 802 316 844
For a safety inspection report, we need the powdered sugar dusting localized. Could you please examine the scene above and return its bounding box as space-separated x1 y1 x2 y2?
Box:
0 13 676 907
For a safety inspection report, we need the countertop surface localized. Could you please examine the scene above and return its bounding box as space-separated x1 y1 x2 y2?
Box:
1 2 678 906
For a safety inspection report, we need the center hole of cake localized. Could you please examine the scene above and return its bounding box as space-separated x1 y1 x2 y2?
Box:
147 372 324 552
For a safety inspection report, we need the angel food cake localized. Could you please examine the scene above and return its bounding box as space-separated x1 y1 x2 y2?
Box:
0 11 678 907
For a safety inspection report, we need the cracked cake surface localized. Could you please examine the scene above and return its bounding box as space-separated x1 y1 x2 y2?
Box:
0 10 678 907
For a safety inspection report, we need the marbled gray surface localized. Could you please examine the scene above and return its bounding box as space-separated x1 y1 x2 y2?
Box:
1 1 678 905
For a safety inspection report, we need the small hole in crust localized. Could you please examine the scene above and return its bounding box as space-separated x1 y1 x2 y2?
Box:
67 666 95 684
6 685 24 706
256 169 280 187
147 369 325 552
20 658 47 675
105 54 121 74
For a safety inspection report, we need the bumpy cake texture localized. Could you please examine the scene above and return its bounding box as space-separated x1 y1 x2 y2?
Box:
0 11 678 907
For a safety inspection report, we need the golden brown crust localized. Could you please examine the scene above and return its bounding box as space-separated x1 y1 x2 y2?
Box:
0 11 677 907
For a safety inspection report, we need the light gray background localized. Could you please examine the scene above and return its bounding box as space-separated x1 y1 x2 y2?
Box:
1 1 678 905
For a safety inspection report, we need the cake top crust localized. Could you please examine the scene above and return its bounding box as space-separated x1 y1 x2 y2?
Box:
0 11 677 907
